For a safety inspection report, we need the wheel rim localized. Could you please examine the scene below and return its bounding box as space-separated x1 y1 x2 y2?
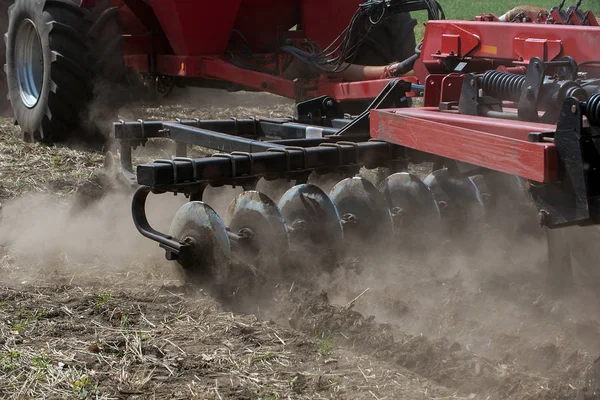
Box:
15 19 43 108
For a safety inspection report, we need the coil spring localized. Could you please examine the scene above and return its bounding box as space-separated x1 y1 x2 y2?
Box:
481 70 526 103
585 94 600 127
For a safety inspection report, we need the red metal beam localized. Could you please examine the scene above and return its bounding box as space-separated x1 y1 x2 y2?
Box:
124 55 150 73
394 107 553 140
417 20 600 82
314 76 419 101
371 108 557 183
202 58 298 99
423 20 600 63
144 56 420 102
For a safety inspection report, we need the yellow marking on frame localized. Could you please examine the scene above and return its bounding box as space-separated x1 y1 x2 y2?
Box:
481 45 498 55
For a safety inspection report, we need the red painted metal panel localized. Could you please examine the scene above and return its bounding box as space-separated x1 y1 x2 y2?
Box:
150 55 419 102
203 58 297 98
123 55 150 72
152 56 298 98
122 36 165 56
418 20 600 82
147 0 361 56
314 77 419 102
233 0 299 52
117 0 162 34
423 75 444 107
150 0 242 55
371 108 557 183
440 74 464 103
390 107 554 140
302 0 362 49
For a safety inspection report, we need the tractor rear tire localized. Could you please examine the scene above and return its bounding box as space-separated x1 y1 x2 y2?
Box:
0 0 12 117
5 0 129 147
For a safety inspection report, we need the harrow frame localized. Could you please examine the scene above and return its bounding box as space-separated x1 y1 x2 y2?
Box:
119 80 600 288
116 4 600 292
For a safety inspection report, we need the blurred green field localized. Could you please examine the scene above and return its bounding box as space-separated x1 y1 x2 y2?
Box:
412 0 600 39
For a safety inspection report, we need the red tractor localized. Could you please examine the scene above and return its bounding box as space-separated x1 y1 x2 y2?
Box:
3 0 420 145
5 0 600 294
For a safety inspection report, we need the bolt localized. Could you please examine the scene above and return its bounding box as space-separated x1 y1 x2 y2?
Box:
437 200 448 209
526 86 535 99
341 213 358 225
238 228 255 239
538 210 550 227
571 104 577 114
391 207 405 219
325 99 334 108
290 219 308 232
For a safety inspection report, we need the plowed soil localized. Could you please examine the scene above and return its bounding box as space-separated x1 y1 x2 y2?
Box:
1 89 600 400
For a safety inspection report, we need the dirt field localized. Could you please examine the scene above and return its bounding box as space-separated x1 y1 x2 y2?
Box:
1 89 600 400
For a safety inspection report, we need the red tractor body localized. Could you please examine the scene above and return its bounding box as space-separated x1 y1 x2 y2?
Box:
108 0 410 102
94 1 600 104
115 0 360 55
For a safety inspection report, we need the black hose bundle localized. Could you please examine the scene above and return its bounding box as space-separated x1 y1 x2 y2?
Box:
280 0 445 74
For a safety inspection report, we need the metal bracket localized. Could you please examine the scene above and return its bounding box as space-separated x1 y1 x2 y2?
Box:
334 79 412 136
518 57 545 122
529 97 600 227
296 96 342 126
458 73 503 116
131 186 188 261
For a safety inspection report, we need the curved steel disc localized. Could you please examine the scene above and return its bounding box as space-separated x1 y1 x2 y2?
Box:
483 172 542 237
202 185 244 218
278 184 344 264
329 176 394 242
486 173 532 205
378 172 441 234
308 171 353 195
423 168 490 231
168 201 232 284
255 178 295 203
227 191 289 267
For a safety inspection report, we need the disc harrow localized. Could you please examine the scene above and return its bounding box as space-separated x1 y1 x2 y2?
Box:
134 166 479 285
121 6 600 294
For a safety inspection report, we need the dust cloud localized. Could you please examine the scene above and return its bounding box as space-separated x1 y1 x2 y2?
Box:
3 81 600 395
0 177 187 284
319 191 600 363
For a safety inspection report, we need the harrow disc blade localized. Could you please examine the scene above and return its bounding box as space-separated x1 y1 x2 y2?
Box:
308 171 354 194
256 178 295 203
484 172 540 237
329 176 394 243
227 191 289 271
423 168 491 234
278 183 344 267
378 172 441 236
168 201 232 285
